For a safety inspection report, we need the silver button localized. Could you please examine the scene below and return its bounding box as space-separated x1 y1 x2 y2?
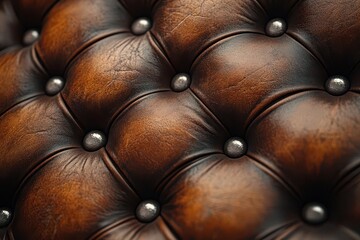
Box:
302 203 327 224
131 17 152 35
265 18 287 37
224 137 247 158
23 29 40 45
171 73 191 92
325 75 350 96
83 131 106 151
0 209 12 228
45 77 65 96
136 200 160 223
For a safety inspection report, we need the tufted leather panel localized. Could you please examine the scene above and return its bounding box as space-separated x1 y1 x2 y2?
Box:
1 0 360 239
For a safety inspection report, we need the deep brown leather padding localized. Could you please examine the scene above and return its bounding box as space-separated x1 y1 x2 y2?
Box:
1 0 360 239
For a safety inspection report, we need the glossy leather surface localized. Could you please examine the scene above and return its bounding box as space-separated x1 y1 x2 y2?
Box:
1 0 360 239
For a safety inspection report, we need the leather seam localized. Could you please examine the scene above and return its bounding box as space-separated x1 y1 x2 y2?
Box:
332 163 360 195
148 32 176 73
350 89 360 94
88 216 134 240
256 221 299 240
148 31 177 72
0 94 43 120
350 58 360 74
287 0 301 17
102 148 142 199
190 31 263 73
271 222 302 240
4 0 22 28
285 32 329 75
58 93 85 131
31 46 48 76
12 147 78 206
254 0 268 18
339 225 360 240
151 0 162 13
188 89 231 136
155 152 223 195
246 153 303 203
40 0 60 24
244 88 323 136
157 154 224 201
106 89 170 133
159 215 180 240
245 89 322 137
63 30 130 76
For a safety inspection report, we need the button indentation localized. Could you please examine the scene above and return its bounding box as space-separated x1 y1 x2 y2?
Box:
131 18 152 35
325 75 350 96
83 131 106 151
45 77 65 96
265 18 287 37
302 203 327 225
23 29 40 45
136 200 160 223
171 73 191 92
0 208 12 228
224 137 247 158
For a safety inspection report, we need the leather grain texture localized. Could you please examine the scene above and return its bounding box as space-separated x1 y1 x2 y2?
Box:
1 0 360 239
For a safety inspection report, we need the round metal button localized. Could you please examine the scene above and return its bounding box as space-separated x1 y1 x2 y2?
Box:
23 29 40 45
265 18 287 37
45 77 65 96
83 131 106 151
131 17 152 35
171 73 191 92
0 208 12 228
302 203 327 225
136 200 160 223
325 75 350 96
224 137 247 158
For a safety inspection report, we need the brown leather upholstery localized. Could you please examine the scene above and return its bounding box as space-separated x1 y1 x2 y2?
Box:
1 0 360 239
